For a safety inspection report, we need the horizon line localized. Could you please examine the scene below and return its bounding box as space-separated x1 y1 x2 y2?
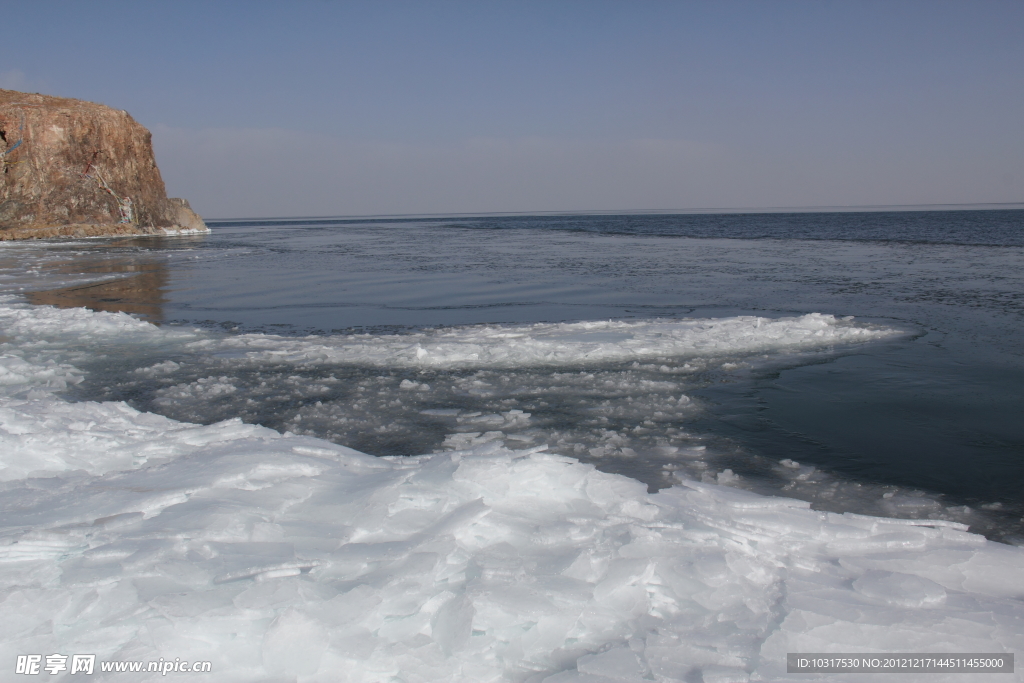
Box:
205 201 1024 223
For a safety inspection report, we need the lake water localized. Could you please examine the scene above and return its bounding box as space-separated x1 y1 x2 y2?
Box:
5 209 1023 541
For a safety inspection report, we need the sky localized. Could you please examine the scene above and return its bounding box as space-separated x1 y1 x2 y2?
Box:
1 1 1022 218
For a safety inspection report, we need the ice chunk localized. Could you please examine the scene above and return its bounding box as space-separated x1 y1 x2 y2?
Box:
0 353 83 397
399 378 431 391
261 608 329 675
432 594 476 654
701 665 750 683
132 360 181 376
0 396 273 480
0 296 195 343
852 570 947 608
576 646 646 681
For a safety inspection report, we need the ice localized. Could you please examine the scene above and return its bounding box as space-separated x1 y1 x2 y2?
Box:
194 313 902 369
576 646 646 680
1 294 1021 681
852 570 947 608
133 360 181 376
2 397 1023 681
0 353 82 399
0 388 268 481
262 609 330 676
0 294 194 343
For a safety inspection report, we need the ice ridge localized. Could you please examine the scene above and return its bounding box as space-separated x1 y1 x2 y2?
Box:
194 313 901 369
1 395 1022 682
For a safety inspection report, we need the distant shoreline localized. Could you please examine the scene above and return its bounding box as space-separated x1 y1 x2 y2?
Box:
205 202 1024 224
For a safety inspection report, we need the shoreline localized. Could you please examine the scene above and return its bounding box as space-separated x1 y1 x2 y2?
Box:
0 223 210 241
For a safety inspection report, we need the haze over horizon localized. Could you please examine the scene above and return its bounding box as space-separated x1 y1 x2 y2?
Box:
2 1 1021 218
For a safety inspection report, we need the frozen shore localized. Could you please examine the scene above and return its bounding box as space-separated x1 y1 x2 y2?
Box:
1 298 1022 681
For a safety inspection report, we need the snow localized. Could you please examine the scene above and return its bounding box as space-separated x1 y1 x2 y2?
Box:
1 299 1021 681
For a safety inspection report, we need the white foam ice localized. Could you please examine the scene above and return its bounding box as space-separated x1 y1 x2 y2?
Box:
190 313 901 369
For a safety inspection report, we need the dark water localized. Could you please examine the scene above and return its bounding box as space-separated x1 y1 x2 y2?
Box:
14 209 1024 541
209 208 1024 246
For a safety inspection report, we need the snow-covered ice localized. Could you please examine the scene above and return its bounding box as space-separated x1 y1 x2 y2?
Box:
1 297 1022 681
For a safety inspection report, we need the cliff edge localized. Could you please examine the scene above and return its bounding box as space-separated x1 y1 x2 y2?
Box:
0 89 207 240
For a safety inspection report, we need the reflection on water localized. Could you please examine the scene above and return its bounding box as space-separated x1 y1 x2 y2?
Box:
26 258 167 322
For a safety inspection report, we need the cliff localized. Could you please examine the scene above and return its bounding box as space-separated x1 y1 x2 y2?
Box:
0 89 207 240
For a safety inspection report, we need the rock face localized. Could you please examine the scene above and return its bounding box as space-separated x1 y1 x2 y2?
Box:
0 89 207 240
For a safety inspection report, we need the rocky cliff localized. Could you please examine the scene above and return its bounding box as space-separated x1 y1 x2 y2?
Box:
0 89 207 240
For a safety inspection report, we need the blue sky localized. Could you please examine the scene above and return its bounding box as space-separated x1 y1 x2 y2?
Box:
2 1 1022 217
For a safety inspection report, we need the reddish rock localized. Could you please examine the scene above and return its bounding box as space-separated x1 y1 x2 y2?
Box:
0 89 207 240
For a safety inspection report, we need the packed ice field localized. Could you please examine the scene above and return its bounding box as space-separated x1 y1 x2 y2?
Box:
2 280 1023 682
